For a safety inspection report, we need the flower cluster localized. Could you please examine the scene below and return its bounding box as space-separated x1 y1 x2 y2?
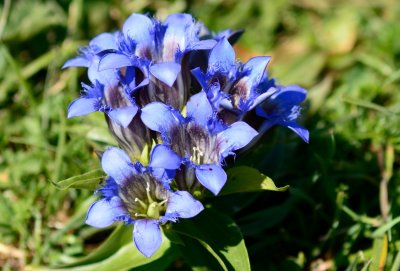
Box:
63 13 308 257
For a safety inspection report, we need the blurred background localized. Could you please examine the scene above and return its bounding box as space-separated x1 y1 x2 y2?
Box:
0 0 399 270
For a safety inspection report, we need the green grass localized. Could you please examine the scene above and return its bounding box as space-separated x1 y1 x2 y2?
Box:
0 0 399 270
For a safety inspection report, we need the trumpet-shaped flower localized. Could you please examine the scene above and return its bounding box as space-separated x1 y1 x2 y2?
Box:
98 13 216 110
86 146 203 257
256 85 309 143
192 38 274 123
62 33 118 86
141 91 258 195
63 33 145 129
67 81 139 127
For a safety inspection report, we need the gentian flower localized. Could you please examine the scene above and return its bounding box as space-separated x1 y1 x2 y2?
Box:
62 32 118 87
63 10 310 259
99 13 216 110
141 91 258 195
86 146 204 257
63 33 152 157
192 38 274 123
256 85 309 143
63 32 149 129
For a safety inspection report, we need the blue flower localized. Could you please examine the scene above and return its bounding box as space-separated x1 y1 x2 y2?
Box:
63 32 145 129
100 13 215 75
67 80 139 127
256 85 309 143
86 146 204 257
98 13 216 109
62 33 118 86
140 91 258 195
192 38 274 123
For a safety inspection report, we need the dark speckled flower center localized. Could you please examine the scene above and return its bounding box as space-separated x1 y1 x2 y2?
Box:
119 173 169 219
168 122 220 165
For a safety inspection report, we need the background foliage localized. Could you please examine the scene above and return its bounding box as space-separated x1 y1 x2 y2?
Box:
0 0 399 270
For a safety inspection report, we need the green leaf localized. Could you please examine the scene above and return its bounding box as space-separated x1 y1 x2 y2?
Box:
3 0 67 42
173 208 251 271
342 96 394 115
357 52 394 76
176 233 227 271
59 225 133 268
52 169 105 190
272 51 326 86
220 166 289 195
239 198 295 236
35 226 175 271
370 234 388 271
371 216 400 238
390 249 400 271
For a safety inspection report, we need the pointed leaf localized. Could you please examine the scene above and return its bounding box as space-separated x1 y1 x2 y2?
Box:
47 229 175 271
173 208 250 271
220 166 289 195
52 169 105 190
57 225 132 268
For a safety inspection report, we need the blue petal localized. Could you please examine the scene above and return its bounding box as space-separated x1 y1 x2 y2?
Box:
101 147 137 185
215 29 244 44
166 191 204 218
123 14 154 45
242 56 271 88
89 33 118 53
99 53 133 70
164 13 193 27
162 14 195 60
107 105 138 128
186 91 212 128
133 219 162 257
286 121 309 143
255 105 269 119
88 57 118 86
130 76 149 92
217 121 258 158
85 197 126 228
190 40 217 50
98 178 119 198
191 67 208 90
271 85 307 106
150 62 181 87
195 164 227 195
149 145 182 170
208 38 235 73
62 56 90 69
250 86 278 110
141 102 181 133
150 168 176 183
67 97 98 118
233 56 271 110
